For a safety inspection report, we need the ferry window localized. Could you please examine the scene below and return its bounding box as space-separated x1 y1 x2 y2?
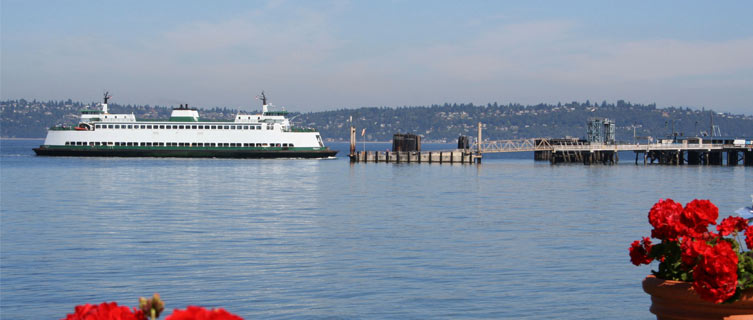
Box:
95 142 101 146
289 144 294 147
282 143 288 147
224 125 230 129
65 142 70 145
256 125 261 130
159 125 165 129
243 126 249 130
262 143 268 147
107 125 113 129
198 125 204 129
95 125 100 129
211 143 216 147
115 142 120 146
147 125 152 129
128 125 133 129
139 125 144 129
211 125 217 129
231 126 236 130
256 143 262 147
177 125 183 129
192 125 197 129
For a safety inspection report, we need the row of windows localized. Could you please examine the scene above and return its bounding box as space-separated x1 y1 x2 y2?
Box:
94 124 273 130
65 141 295 147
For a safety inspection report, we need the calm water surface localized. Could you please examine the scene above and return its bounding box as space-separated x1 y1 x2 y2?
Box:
1 139 751 319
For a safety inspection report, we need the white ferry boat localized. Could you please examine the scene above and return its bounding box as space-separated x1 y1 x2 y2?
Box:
33 92 338 158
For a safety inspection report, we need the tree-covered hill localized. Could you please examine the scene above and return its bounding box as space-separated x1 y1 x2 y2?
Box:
2 99 752 142
298 100 753 142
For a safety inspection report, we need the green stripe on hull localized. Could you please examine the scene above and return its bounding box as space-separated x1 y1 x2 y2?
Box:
33 146 338 159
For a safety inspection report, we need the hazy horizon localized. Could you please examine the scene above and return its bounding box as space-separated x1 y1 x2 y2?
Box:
2 1 752 114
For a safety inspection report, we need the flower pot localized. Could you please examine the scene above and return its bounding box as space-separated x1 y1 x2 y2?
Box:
643 275 753 320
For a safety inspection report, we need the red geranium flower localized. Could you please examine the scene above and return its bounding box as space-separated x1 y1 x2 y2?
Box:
648 199 685 240
717 216 748 236
165 306 243 320
681 199 718 237
629 237 653 266
61 302 145 320
680 237 710 267
692 240 739 303
746 225 753 250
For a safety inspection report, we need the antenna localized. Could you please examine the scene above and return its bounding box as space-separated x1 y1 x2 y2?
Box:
102 91 112 114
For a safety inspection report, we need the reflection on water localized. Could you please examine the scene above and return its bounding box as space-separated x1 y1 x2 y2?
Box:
1 139 751 319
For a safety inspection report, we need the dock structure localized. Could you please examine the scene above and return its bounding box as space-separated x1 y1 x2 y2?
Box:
349 130 476 163
349 150 475 163
349 124 753 166
475 137 753 166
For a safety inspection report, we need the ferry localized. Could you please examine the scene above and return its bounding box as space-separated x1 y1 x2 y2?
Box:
33 92 338 158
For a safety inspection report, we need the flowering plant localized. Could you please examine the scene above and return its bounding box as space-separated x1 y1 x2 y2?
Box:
630 199 753 303
61 294 242 320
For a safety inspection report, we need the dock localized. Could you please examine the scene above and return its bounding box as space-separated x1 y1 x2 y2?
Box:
349 150 475 163
348 123 753 166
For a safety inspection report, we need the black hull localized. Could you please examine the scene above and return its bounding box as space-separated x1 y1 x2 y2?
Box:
33 147 338 159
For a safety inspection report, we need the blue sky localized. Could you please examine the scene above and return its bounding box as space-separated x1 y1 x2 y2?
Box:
2 1 752 114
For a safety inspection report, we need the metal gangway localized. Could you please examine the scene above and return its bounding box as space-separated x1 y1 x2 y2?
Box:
471 138 555 153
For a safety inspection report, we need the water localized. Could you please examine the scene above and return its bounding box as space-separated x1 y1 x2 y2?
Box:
1 139 751 319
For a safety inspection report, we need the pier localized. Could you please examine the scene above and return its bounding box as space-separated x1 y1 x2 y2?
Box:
349 123 753 166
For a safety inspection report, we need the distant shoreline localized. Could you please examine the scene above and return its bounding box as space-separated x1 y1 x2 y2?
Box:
1 137 44 140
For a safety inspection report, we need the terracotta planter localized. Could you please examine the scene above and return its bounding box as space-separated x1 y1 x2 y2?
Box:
643 275 753 320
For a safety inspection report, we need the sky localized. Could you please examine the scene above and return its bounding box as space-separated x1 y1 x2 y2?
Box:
2 0 752 114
